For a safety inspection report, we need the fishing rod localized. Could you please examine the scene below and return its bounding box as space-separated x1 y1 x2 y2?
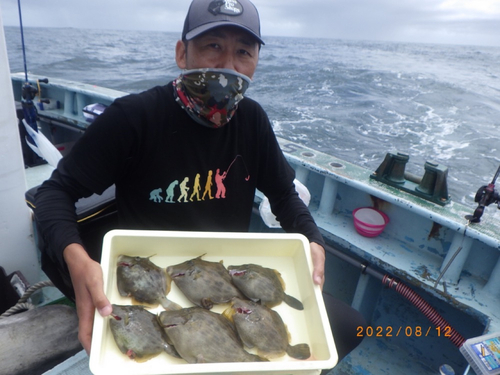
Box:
17 0 40 135
16 0 60 167
16 0 28 83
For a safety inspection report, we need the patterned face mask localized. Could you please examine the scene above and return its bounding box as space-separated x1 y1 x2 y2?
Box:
174 68 251 128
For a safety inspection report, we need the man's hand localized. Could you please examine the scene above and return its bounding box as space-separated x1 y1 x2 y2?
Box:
64 244 112 354
310 242 325 289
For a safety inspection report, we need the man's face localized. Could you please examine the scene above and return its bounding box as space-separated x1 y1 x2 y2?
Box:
176 26 260 79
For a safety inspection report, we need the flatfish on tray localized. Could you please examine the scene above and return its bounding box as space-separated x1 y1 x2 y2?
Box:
158 307 267 363
116 255 181 310
228 263 304 310
166 254 244 309
109 304 180 362
224 298 311 360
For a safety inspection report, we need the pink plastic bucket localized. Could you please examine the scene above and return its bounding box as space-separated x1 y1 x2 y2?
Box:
352 207 389 237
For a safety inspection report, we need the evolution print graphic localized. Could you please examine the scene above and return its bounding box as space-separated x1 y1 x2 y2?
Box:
148 155 250 204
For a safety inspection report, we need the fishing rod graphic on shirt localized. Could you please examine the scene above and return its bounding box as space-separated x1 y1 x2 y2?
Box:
224 155 250 181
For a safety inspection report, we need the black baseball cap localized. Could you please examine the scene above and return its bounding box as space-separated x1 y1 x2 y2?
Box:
182 0 265 45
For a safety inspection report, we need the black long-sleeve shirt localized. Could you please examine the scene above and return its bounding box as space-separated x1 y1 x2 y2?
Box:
35 82 324 269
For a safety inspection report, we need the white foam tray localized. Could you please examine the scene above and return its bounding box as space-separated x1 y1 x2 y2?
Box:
89 230 337 374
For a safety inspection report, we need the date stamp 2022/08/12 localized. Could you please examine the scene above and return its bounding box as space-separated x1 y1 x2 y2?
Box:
357 326 453 338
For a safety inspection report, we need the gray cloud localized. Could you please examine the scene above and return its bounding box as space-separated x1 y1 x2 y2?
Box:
254 0 500 46
1 0 499 46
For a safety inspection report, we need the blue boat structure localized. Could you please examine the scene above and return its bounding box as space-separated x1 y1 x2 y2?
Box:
2 18 500 375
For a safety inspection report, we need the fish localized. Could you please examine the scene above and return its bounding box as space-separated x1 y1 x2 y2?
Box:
116 255 181 310
228 263 304 310
166 254 244 309
108 304 180 362
158 307 267 363
223 298 311 360
0 305 80 375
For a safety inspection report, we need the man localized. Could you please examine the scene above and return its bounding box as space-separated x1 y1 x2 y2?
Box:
34 0 363 362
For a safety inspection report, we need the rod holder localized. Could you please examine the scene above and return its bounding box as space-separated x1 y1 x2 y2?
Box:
371 152 450 206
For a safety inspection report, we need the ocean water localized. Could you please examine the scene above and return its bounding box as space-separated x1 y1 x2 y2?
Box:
5 27 500 208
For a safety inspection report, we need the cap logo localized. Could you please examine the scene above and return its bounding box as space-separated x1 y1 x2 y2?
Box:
208 0 243 16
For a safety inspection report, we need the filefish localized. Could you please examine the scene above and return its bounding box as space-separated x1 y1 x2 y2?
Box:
166 254 244 309
228 263 304 310
116 255 181 310
109 305 180 362
158 307 267 363
224 298 311 360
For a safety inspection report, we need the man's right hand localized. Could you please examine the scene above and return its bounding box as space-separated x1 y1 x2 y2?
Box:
63 243 112 354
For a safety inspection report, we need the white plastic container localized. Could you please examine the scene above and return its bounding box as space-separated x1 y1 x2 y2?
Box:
89 230 337 375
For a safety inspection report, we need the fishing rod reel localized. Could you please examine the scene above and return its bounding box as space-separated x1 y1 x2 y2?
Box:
21 81 38 101
21 78 49 104
21 80 43 126
20 78 50 135
466 165 500 223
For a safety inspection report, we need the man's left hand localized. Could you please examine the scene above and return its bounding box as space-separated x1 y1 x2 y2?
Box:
310 242 325 289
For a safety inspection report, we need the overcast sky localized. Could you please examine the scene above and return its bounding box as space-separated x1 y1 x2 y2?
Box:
1 0 500 47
